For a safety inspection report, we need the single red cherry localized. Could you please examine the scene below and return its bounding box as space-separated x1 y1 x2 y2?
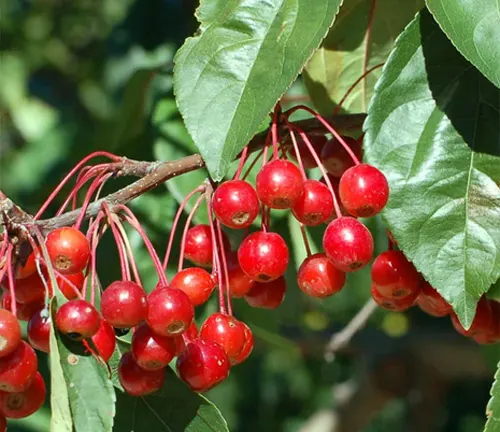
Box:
200 313 246 363
118 352 165 396
14 252 37 280
244 276 286 309
50 271 85 300
339 164 389 217
170 268 215 307
147 287 194 337
226 252 254 298
323 217 374 272
12 272 45 304
0 309 21 358
0 341 38 392
91 319 116 362
289 134 327 169
371 250 422 299
55 299 101 340
291 180 334 226
212 180 259 229
184 225 229 267
176 338 230 392
174 322 199 357
256 160 304 209
27 309 51 353
238 231 289 282
45 227 90 275
101 281 147 329
321 136 363 178
297 253 346 298
1 293 42 322
0 371 46 419
416 282 452 317
371 284 417 311
232 322 254 365
132 323 177 371
450 297 499 344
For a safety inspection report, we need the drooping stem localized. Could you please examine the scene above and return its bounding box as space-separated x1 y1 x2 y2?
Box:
113 218 142 286
289 126 309 181
233 146 249 180
5 246 17 315
177 194 205 272
75 172 113 230
102 202 129 281
216 220 232 316
300 224 312 257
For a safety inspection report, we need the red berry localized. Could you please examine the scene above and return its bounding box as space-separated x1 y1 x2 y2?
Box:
27 309 51 353
14 252 37 280
321 136 363 178
45 227 90 275
101 281 147 329
226 252 254 298
51 272 85 300
291 180 334 226
323 217 374 272
0 341 38 392
91 319 116 362
55 299 101 340
1 293 43 322
184 225 229 267
232 322 254 365
416 282 452 317
339 164 389 217
132 323 177 371
200 313 246 363
256 160 304 209
12 272 45 304
174 322 199 357
176 338 230 392
118 352 165 396
213 180 259 229
147 287 194 337
0 371 46 419
170 268 215 307
238 231 289 282
289 135 327 169
451 298 500 344
297 253 346 298
371 284 417 311
244 276 286 309
0 309 21 358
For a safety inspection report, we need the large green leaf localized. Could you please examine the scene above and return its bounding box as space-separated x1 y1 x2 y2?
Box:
304 0 424 114
114 368 229 432
364 9 500 328
426 0 500 89
485 362 500 431
173 0 342 181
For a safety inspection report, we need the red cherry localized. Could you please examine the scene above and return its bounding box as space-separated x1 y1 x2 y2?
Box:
91 319 116 362
256 160 304 209
321 136 363 178
15 252 37 280
118 352 165 396
416 283 452 317
371 250 422 299
289 135 327 169
0 371 46 419
12 272 45 304
184 225 229 267
339 164 389 217
371 284 417 311
244 276 286 309
200 313 246 363
291 180 334 226
27 309 51 353
132 323 177 371
226 252 254 298
1 293 43 322
176 338 230 392
297 253 346 298
451 297 499 344
213 180 259 229
238 231 289 282
0 341 38 392
51 272 85 300
55 299 101 340
101 281 147 329
45 227 90 275
0 309 21 358
170 268 215 307
174 322 199 357
323 217 374 272
147 287 194 337
232 322 254 365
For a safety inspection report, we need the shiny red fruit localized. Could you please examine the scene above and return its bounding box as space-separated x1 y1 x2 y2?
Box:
213 180 259 229
200 313 246 363
0 371 46 419
170 268 215 307
55 299 101 340
289 134 327 169
321 136 363 178
244 276 286 309
291 180 334 226
371 284 417 311
91 319 116 362
0 309 21 358
1 293 42 322
0 341 38 392
416 282 452 317
232 322 254 365
297 253 346 298
101 281 147 329
174 322 199 357
51 272 85 300
12 272 45 304
14 252 37 280
132 323 177 371
118 352 165 396
451 298 500 344
45 227 90 275
184 225 229 267
226 252 254 298
27 309 51 353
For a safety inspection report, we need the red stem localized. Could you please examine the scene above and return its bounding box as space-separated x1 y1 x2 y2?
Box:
74 172 113 230
233 146 249 180
102 203 129 281
289 127 309 181
216 220 232 316
5 246 17 315
177 194 205 272
113 218 142 286
300 224 312 257
241 148 264 181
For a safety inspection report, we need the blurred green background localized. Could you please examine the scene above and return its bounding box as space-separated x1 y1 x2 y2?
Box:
0 1 497 431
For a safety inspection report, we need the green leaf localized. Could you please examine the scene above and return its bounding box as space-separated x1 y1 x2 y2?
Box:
304 0 424 114
484 362 500 432
426 0 500 89
114 368 229 432
487 279 500 301
363 9 500 328
174 0 342 181
109 338 131 391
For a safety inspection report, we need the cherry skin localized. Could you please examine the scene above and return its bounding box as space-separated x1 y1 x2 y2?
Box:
118 352 165 396
12 272 45 304
176 338 230 392
184 225 229 267
0 371 46 419
450 297 499 344
213 180 260 229
0 414 5 431
55 299 101 341
91 319 116 362
321 135 363 178
132 323 177 371
416 282 452 317
238 231 289 282
0 309 21 358
226 252 254 298
323 217 374 272
244 276 286 309
1 293 43 322
51 271 85 300
200 313 246 364
101 281 147 329
289 134 327 169
45 227 90 275
297 253 346 298
232 322 254 365
291 180 334 226
27 309 51 353
371 284 417 311
371 250 422 299
0 341 38 392
339 164 389 218
256 159 304 209
14 251 37 280
170 268 215 307
174 322 199 357
147 286 194 337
